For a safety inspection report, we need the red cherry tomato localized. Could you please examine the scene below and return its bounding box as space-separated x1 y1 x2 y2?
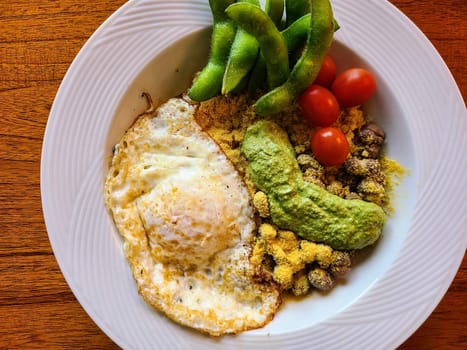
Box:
331 68 376 107
298 85 340 127
311 127 350 166
313 55 336 87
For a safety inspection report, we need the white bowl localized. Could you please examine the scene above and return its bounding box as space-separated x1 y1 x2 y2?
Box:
41 1 467 349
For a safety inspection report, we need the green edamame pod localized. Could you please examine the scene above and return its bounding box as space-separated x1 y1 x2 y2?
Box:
265 0 285 27
286 0 340 32
254 0 334 115
285 0 309 26
282 14 340 52
226 2 289 89
248 14 310 96
247 53 267 96
281 13 311 52
187 0 236 101
333 17 341 32
222 0 260 95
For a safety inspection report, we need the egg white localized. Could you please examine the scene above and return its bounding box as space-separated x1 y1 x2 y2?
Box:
104 98 280 335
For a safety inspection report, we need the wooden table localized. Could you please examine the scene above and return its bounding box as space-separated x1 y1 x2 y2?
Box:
1 1 465 348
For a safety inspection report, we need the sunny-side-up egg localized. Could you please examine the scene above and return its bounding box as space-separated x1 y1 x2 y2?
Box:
104 97 281 336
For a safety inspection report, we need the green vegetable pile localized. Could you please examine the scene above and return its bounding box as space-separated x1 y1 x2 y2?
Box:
187 0 336 116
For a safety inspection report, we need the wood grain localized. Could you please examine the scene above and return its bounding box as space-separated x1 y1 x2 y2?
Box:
0 1 465 349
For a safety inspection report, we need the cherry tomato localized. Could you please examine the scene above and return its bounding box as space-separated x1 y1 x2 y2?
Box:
311 127 350 166
298 85 340 127
313 55 336 87
331 68 376 107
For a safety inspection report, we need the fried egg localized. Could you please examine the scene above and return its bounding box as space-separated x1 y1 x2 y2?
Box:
104 98 280 336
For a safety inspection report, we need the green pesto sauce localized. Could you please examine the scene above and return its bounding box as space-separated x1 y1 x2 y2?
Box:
242 120 386 250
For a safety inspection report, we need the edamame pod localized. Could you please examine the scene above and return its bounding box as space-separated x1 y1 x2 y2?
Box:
281 13 311 52
247 0 288 95
285 0 309 26
282 14 339 52
187 0 236 101
226 2 289 89
265 0 285 27
248 14 310 96
254 0 334 115
222 0 260 95
247 53 267 96
286 0 340 33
